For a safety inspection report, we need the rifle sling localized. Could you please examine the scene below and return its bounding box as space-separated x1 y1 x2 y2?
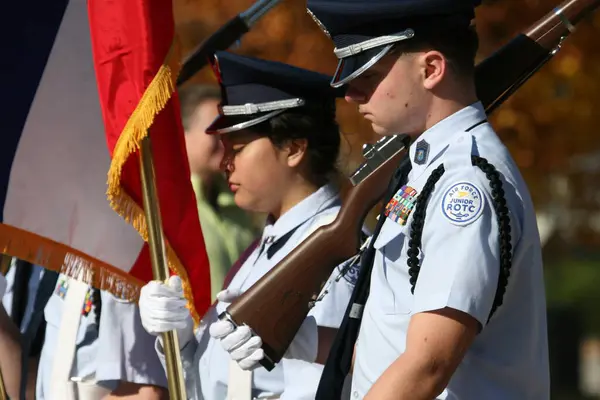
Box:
315 154 412 400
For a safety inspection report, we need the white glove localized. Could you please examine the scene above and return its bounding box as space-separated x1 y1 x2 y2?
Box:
209 288 265 370
0 273 6 300
139 275 194 348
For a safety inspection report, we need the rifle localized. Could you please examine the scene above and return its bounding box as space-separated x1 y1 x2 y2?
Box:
177 0 284 86
219 0 600 371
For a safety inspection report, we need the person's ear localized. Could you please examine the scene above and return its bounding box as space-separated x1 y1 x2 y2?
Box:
285 138 308 168
419 50 446 90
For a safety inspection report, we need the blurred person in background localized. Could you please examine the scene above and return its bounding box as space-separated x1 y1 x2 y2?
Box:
1 258 45 332
179 84 260 300
1 268 170 400
39 275 170 399
0 267 28 398
1 258 45 398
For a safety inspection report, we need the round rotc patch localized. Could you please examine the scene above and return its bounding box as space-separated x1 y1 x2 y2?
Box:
441 181 484 226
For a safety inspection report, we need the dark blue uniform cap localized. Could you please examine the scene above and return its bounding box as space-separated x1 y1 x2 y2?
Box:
306 0 482 87
205 51 346 135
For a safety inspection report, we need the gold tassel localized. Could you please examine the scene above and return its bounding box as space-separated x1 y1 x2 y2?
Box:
0 223 144 301
105 36 200 325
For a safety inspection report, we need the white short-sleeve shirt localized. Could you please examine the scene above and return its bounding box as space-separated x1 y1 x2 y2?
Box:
166 184 356 400
37 274 102 399
37 275 168 399
95 294 168 389
352 102 550 400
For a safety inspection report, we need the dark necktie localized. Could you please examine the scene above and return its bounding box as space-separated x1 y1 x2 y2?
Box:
10 259 33 330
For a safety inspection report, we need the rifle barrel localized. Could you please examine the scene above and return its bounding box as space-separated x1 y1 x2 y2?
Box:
526 0 600 49
479 0 600 115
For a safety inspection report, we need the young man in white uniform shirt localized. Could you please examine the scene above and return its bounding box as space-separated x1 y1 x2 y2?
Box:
307 0 551 399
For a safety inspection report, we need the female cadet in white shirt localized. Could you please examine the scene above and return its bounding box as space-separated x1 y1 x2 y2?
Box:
138 51 358 400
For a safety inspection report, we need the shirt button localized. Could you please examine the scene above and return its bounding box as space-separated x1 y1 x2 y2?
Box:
353 391 360 398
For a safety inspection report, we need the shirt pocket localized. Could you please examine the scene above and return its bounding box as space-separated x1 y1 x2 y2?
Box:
373 217 408 262
372 218 413 315
44 287 91 345
44 291 64 329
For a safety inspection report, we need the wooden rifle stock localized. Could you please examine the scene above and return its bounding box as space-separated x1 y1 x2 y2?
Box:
222 0 600 371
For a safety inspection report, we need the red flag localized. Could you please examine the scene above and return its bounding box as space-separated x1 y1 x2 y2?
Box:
88 0 211 322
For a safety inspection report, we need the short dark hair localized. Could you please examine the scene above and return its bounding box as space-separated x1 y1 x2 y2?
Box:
178 84 222 131
250 101 340 185
391 24 479 78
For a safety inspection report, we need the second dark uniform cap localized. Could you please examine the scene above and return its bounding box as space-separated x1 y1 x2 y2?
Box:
205 51 346 135
306 0 482 88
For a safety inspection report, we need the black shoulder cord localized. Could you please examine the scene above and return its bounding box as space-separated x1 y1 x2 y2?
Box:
406 155 513 323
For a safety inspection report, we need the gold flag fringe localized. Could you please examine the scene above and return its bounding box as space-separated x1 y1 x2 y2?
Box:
105 37 200 325
0 223 144 301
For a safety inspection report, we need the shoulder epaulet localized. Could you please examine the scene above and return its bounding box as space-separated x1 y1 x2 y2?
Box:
443 131 477 172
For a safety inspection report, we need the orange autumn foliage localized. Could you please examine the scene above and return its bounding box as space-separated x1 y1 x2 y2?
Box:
174 0 600 245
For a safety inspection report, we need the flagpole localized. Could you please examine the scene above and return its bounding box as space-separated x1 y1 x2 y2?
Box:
0 361 6 400
0 254 11 400
139 135 187 399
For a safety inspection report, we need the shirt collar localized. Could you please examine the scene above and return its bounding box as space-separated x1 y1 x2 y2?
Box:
408 101 486 177
262 183 339 241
